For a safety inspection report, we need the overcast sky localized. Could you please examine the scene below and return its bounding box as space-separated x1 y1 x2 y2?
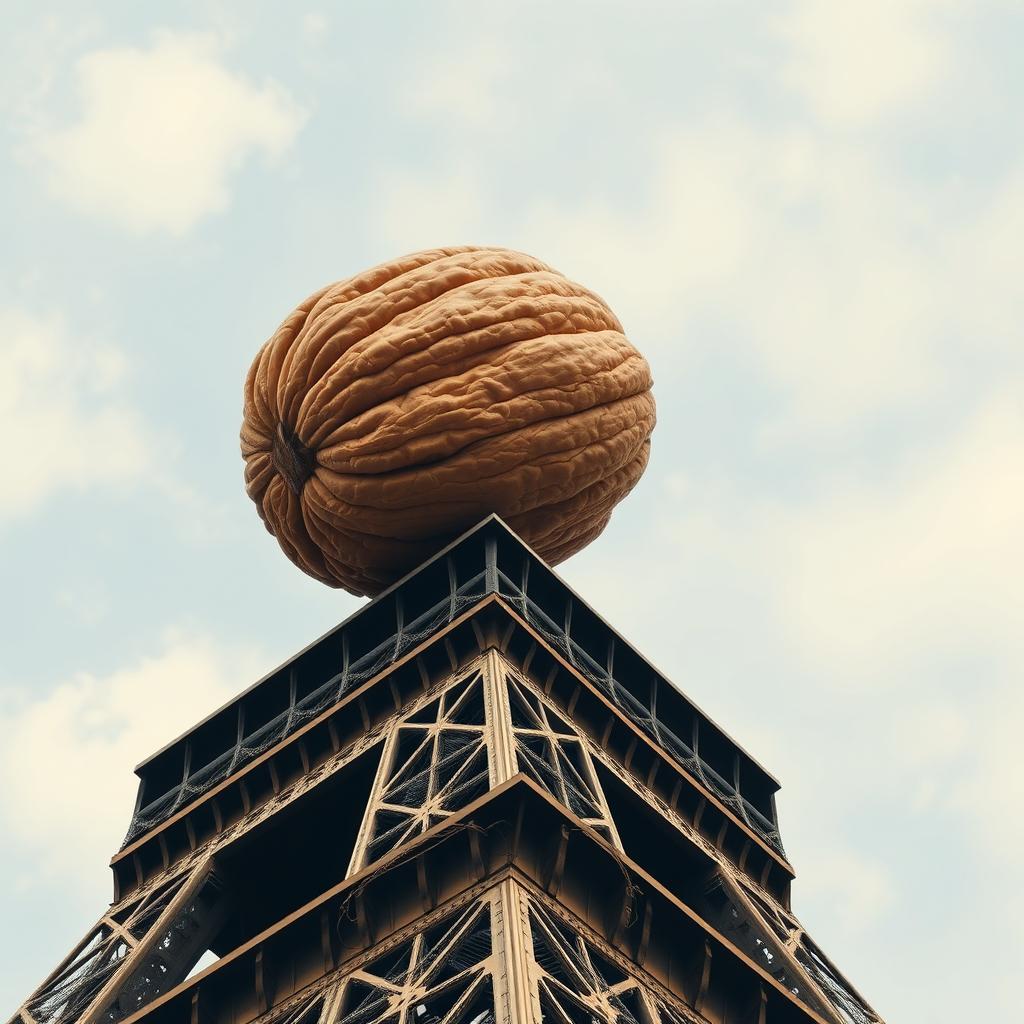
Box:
2 2 1022 1020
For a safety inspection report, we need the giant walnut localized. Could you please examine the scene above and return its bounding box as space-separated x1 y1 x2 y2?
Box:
241 247 656 596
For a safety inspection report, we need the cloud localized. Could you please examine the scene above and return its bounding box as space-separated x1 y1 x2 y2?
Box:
0 305 236 543
952 685 1024 858
520 117 1024 440
0 631 260 884
371 8 1018 445
28 31 305 234
618 393 1024 706
374 5 1017 444
794 846 895 933
0 308 152 521
373 165 486 254
400 43 514 134
523 122 935 428
771 395 1024 682
776 0 955 123
573 387 1024 808
301 13 330 40
524 125 756 325
568 390 1023 1016
953 164 1024 352
54 579 111 626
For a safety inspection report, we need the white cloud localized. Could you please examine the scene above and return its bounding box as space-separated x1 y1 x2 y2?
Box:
0 632 259 884
400 41 520 136
773 395 1024 682
952 685 1024 858
29 31 306 234
953 165 1024 351
576 385 1023 789
624 394 1024 704
663 393 1022 867
776 0 955 123
373 165 486 254
0 306 235 539
518 117 1024 440
524 125 755 325
570 391 1023 1016
793 846 895 933
301 13 330 40
0 308 152 521
374 9 1016 444
54 580 111 626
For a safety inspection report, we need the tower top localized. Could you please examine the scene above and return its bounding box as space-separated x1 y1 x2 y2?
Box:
124 516 783 860
17 514 885 1024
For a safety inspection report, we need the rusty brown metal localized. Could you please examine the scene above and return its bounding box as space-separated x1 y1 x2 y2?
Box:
9 519 884 1024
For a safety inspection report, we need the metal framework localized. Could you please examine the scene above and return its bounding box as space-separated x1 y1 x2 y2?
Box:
10 518 885 1024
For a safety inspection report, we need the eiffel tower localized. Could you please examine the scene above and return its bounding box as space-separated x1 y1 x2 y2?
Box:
10 517 884 1024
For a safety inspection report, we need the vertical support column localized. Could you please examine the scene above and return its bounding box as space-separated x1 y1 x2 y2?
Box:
349 657 496 878
347 727 399 877
319 977 347 1024
491 651 624 854
78 857 217 1024
484 536 499 594
483 648 518 786
493 879 541 1024
582 750 626 854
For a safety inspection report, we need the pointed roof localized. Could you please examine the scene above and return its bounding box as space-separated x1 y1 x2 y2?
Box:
125 517 784 856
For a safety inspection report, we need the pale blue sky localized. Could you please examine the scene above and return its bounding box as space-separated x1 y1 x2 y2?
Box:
2 3 1022 1020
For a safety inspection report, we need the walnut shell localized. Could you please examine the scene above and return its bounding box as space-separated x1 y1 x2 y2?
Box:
241 246 655 596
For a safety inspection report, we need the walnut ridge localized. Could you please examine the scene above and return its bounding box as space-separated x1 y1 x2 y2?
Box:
241 246 656 596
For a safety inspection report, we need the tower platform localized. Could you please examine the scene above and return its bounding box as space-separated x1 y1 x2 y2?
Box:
11 517 883 1024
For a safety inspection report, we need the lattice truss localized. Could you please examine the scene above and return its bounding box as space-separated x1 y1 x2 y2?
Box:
527 897 696 1024
350 658 621 873
706 878 883 1024
497 579 784 856
15 868 227 1024
13 662 487 1024
255 894 496 1024
124 580 498 845
247 887 697 1024
494 660 881 1024
351 669 492 871
503 672 621 849
12 652 881 1024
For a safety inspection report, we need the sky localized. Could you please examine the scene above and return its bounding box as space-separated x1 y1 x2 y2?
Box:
1 2 1022 1020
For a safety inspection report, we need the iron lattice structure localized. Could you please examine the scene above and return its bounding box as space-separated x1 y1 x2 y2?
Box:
11 517 885 1024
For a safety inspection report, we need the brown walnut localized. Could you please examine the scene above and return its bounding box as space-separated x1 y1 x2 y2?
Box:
240 246 656 596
